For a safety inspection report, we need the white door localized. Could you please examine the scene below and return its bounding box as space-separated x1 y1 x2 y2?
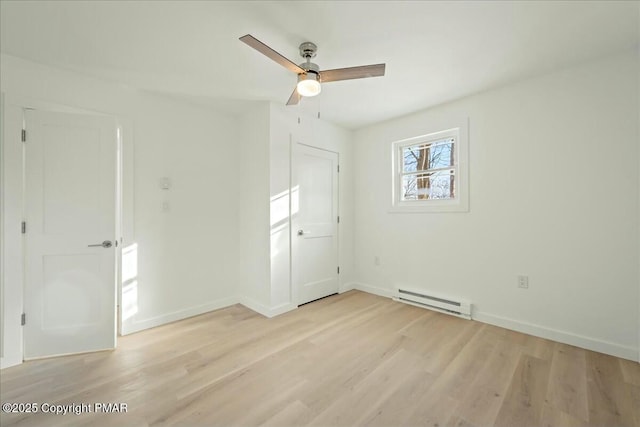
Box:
292 144 339 305
24 110 118 359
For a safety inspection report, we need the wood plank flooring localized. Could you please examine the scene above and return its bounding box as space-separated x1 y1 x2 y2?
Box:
1 290 638 427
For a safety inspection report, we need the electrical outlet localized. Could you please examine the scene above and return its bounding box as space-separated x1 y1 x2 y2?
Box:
517 275 529 289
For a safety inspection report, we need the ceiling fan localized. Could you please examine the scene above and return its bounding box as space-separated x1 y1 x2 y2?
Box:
239 34 385 105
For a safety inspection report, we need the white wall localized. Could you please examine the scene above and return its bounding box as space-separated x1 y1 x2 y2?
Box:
269 104 294 311
353 50 640 361
1 54 240 366
124 92 239 333
238 103 272 312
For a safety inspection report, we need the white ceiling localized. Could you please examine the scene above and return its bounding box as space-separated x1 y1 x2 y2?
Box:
1 1 638 129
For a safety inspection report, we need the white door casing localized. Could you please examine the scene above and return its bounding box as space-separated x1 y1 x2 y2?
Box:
24 110 117 359
292 143 339 305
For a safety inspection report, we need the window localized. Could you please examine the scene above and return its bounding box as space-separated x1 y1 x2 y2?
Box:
400 136 455 200
391 123 468 212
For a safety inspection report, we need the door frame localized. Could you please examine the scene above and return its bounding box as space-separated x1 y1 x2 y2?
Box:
290 141 340 306
0 94 129 367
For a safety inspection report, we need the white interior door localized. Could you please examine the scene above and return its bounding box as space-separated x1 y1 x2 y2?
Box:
293 144 339 305
24 110 117 359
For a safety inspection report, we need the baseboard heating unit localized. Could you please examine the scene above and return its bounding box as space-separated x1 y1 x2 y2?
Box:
393 287 472 320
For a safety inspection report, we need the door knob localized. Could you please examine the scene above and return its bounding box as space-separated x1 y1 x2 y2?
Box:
297 230 304 236
88 240 112 248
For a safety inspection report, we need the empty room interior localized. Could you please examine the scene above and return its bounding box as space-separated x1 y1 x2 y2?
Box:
1 1 639 426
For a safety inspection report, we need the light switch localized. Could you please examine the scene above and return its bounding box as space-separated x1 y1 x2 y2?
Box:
160 177 171 190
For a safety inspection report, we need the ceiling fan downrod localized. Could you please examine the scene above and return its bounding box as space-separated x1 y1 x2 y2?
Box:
298 42 319 73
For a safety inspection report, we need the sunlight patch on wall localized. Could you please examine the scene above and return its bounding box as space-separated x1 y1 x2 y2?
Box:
121 243 138 321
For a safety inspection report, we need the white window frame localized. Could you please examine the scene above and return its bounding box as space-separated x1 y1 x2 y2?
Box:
391 120 469 213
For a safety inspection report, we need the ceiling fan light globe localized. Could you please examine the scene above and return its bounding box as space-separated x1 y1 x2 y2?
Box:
297 74 321 97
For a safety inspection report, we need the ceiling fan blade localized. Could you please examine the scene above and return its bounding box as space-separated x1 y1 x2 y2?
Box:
286 87 301 105
320 64 386 83
239 34 305 74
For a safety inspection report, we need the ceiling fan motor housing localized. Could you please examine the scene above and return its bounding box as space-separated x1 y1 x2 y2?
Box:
299 62 320 73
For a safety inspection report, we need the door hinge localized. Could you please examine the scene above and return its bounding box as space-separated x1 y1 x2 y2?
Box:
337 216 340 224
21 313 26 326
337 165 340 173
21 129 26 142
337 266 340 274
21 221 26 234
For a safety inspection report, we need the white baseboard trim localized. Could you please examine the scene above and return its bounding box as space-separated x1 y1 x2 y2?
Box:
1 355 22 369
238 296 271 317
339 282 356 293
239 296 297 318
122 295 239 335
353 282 639 362
267 302 297 317
123 294 297 334
353 282 394 298
474 311 638 362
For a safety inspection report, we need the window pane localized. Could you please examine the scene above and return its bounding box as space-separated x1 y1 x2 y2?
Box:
429 140 454 169
402 138 454 173
402 146 419 172
402 170 455 200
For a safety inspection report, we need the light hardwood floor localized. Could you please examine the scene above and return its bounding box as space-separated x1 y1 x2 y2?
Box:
1 290 638 427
